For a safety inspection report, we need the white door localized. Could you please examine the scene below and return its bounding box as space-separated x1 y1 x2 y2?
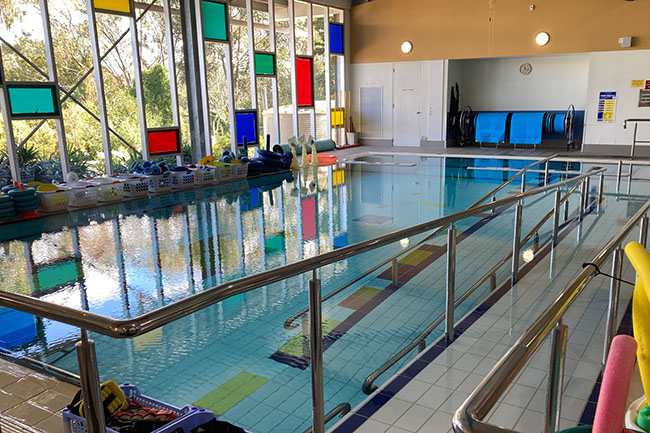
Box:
393 62 422 147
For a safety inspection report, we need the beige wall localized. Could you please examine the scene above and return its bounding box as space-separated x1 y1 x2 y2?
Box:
350 0 650 63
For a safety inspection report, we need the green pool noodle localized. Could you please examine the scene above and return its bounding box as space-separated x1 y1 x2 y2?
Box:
273 139 336 155
638 405 650 432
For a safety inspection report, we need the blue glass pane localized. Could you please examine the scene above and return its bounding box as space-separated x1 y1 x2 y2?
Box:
329 23 344 54
235 111 258 145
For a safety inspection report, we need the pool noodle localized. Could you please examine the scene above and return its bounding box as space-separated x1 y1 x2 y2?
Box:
592 334 637 433
625 241 650 406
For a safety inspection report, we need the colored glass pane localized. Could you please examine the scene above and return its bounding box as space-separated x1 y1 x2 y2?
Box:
93 0 132 14
148 128 181 156
329 23 344 54
235 111 258 144
296 57 314 107
301 196 316 240
254 53 275 75
7 84 59 118
331 108 345 127
202 1 228 41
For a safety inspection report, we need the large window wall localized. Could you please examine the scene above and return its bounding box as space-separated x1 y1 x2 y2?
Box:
0 0 347 185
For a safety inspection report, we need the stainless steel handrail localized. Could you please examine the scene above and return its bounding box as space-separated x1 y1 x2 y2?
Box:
303 402 351 433
283 154 559 330
0 165 601 341
361 170 587 394
623 118 650 158
453 197 650 433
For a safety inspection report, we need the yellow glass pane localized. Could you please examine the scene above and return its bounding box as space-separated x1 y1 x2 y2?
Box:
93 0 132 14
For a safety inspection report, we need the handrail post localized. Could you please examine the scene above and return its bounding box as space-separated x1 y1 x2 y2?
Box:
597 173 604 214
564 199 569 223
391 258 399 287
76 330 106 433
579 179 586 222
584 176 591 212
640 215 649 248
511 202 523 285
603 248 623 366
491 195 496 216
632 123 638 158
445 224 456 342
544 161 550 189
309 269 325 433
520 173 526 193
627 163 633 195
616 160 622 194
545 321 568 433
552 188 561 247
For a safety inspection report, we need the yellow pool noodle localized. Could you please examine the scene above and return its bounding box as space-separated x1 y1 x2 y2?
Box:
625 241 650 405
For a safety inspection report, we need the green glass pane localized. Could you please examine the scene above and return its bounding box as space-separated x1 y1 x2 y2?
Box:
202 1 228 41
254 53 275 75
7 85 59 117
35 260 80 291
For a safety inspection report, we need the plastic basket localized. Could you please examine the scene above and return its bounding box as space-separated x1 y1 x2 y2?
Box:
192 167 216 186
119 175 149 198
63 184 99 208
231 163 248 180
36 190 69 213
93 178 124 203
212 164 233 184
171 171 196 189
147 174 172 194
61 383 196 433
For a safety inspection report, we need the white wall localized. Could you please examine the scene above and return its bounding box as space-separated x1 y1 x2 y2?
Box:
584 50 650 146
452 54 591 111
350 60 446 143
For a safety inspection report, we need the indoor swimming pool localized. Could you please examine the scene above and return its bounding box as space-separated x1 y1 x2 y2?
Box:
0 156 586 432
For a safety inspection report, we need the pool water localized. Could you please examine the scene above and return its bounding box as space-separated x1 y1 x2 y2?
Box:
0 156 580 432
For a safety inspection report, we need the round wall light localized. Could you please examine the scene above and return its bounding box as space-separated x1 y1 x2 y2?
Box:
535 31 550 46
401 41 413 54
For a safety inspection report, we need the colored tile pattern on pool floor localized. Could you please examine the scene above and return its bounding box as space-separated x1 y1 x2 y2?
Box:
339 286 382 309
194 371 268 415
278 318 341 358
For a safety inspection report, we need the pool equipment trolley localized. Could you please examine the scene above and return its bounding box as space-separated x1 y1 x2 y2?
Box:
464 105 577 150
62 383 220 433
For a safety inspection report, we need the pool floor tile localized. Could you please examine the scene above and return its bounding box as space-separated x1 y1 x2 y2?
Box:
194 371 268 415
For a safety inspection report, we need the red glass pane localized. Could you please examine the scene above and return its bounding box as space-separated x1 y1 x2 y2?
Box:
148 128 181 156
301 196 316 240
296 57 314 107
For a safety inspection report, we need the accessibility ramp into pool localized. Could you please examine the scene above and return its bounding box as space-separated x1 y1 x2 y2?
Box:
0 156 626 433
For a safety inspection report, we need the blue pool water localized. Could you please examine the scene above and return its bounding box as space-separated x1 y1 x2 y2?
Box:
0 156 580 432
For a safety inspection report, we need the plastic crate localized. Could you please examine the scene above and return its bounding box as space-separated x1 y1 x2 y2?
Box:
119 175 149 198
192 167 215 186
37 190 69 213
212 164 233 184
231 163 248 180
171 171 196 189
64 183 99 208
61 383 195 433
93 178 124 203
147 174 172 194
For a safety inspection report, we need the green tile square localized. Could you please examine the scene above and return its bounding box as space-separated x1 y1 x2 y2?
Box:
278 318 341 357
194 371 268 415
254 53 275 76
351 286 381 300
202 0 228 41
